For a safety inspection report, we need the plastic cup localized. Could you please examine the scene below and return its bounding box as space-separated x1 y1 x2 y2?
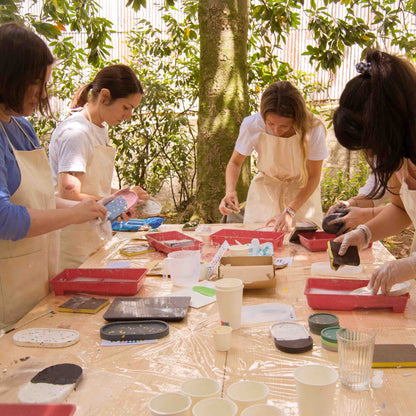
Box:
294 364 338 416
192 397 238 416
213 325 233 351
226 381 269 415
215 278 244 330
168 250 201 287
180 378 221 406
337 328 376 391
148 392 192 416
229 245 249 257
240 404 285 416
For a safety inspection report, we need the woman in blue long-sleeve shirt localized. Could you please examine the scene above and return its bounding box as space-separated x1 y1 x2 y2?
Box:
0 22 107 328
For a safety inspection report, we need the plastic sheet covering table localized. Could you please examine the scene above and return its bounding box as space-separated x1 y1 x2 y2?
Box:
0 224 416 415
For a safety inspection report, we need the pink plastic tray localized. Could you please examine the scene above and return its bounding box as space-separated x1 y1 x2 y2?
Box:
305 278 409 313
210 229 284 250
145 231 203 254
50 268 147 296
298 231 336 252
0 404 76 416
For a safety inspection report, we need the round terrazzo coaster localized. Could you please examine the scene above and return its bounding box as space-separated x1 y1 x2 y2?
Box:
308 313 339 335
13 328 80 348
18 363 82 404
139 199 162 216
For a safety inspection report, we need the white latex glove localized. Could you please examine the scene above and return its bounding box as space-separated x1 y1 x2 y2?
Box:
370 254 416 295
334 224 372 255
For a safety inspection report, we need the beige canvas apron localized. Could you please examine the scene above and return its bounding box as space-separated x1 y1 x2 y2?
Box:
0 119 58 328
398 162 416 253
59 117 116 270
244 131 322 226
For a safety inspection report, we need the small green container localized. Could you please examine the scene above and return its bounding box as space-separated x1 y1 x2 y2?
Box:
321 326 340 352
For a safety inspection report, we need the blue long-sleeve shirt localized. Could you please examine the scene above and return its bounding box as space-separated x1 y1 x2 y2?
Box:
0 117 39 241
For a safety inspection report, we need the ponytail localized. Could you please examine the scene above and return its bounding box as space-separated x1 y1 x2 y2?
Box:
70 82 93 109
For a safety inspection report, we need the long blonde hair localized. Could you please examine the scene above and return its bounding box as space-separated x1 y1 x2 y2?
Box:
260 81 322 186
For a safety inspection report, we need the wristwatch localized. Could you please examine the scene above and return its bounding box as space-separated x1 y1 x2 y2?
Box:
283 207 296 218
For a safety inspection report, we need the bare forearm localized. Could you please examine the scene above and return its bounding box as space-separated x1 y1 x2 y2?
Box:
26 207 76 237
366 203 411 241
225 162 242 194
288 174 320 212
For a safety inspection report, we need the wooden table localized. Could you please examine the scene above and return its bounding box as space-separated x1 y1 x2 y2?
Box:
0 224 415 415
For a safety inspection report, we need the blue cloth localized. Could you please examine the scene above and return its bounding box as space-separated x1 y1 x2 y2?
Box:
0 117 38 240
111 217 164 231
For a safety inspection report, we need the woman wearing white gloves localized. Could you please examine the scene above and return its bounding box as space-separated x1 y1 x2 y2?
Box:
333 50 416 295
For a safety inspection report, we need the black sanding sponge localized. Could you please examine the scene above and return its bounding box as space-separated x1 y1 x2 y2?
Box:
327 240 360 271
322 210 348 235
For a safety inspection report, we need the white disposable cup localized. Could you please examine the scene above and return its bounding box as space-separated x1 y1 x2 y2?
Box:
337 328 376 391
213 326 233 351
240 404 285 416
294 364 338 416
148 392 192 416
215 278 244 330
180 378 221 405
192 397 238 416
226 381 269 415
229 245 249 257
168 250 201 287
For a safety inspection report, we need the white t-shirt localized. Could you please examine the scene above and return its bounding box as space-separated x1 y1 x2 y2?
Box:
358 172 390 205
49 111 109 187
234 112 328 160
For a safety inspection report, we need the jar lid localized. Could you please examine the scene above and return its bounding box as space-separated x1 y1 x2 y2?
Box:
308 313 339 335
321 326 340 344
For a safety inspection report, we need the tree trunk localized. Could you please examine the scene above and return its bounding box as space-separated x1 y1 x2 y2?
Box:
197 0 250 222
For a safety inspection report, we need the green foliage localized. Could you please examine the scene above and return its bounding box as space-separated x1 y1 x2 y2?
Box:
111 9 200 211
320 155 370 212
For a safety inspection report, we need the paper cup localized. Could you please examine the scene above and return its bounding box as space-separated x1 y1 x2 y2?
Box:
213 326 233 351
226 381 269 415
241 404 285 416
294 364 338 416
181 378 221 405
229 245 249 257
192 397 238 416
215 278 244 330
168 250 201 287
148 392 192 416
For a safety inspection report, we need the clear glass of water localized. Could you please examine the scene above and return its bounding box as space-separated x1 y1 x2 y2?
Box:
337 328 376 390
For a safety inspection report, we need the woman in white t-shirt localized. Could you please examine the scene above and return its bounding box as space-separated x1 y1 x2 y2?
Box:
219 81 328 232
49 64 149 269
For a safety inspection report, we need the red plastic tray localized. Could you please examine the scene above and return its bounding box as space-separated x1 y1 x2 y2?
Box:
305 278 409 313
298 231 336 252
145 231 203 254
50 268 147 296
0 404 76 416
209 228 284 250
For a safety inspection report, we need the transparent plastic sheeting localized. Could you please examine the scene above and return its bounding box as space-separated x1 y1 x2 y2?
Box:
0 227 416 415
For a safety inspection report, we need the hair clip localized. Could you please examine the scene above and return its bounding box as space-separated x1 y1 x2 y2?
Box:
356 62 372 75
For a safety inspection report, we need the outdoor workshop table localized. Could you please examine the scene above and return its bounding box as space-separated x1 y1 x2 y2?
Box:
0 224 415 415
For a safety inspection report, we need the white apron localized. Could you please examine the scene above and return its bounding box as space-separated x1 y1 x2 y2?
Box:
244 131 322 226
0 119 58 328
59 123 116 270
398 163 416 253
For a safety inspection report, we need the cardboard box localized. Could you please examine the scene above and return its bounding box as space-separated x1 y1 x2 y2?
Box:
218 256 276 289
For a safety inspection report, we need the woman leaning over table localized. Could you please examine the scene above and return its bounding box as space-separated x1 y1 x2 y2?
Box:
333 49 416 295
0 22 107 328
49 64 149 270
219 81 328 232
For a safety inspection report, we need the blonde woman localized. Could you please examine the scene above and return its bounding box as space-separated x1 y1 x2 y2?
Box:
219 81 328 232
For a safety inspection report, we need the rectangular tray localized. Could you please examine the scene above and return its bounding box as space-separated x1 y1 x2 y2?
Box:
305 278 409 313
103 296 191 322
146 231 202 254
210 228 284 250
0 404 76 416
50 268 147 296
298 231 336 252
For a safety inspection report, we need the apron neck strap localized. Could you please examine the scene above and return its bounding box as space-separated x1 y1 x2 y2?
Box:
0 117 39 151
